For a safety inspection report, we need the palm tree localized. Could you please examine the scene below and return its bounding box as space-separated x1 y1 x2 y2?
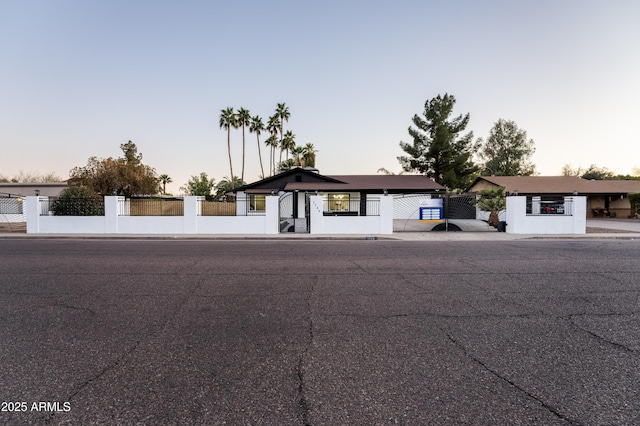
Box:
275 103 290 166
236 107 251 183
264 135 278 177
266 114 280 176
219 107 237 189
159 174 172 195
282 130 296 161
291 145 305 167
249 115 265 179
376 167 404 175
302 143 317 168
214 175 246 200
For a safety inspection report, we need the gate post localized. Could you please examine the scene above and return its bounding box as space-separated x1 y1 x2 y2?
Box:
26 196 41 234
104 196 120 234
183 196 199 234
265 196 279 234
379 194 393 234
308 195 323 234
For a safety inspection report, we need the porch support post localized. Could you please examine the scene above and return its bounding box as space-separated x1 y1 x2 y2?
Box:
360 192 367 216
293 190 299 218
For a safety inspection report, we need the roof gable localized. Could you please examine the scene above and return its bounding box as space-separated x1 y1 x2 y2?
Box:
235 168 345 192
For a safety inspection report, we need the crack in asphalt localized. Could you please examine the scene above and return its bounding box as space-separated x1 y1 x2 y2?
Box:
566 315 638 353
296 275 316 426
43 276 203 425
438 324 577 425
322 311 555 320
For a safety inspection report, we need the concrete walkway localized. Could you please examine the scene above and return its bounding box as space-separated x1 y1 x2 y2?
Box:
2 218 640 241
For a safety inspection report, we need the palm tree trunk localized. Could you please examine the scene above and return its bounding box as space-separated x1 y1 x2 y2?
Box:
278 127 284 171
241 123 246 183
227 128 234 190
256 134 264 179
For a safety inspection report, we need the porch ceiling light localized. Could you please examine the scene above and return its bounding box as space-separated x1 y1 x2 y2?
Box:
513 190 518 196
34 189 40 196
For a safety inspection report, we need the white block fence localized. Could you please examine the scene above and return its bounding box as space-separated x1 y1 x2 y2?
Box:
26 195 393 235
308 195 393 235
27 196 280 235
506 196 586 234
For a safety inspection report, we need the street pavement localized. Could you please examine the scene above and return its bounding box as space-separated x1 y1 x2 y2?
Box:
1 238 640 425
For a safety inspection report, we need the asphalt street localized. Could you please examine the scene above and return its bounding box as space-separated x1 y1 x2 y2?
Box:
1 239 639 425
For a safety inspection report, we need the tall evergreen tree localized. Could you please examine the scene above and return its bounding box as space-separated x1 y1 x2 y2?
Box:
398 94 478 191
477 119 536 176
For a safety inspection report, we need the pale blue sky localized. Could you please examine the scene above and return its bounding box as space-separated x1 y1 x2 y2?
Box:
2 0 639 193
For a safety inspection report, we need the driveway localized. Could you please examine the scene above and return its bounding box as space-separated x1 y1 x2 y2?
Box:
587 218 640 232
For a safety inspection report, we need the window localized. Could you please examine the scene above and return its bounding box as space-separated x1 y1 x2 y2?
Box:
249 194 266 211
328 193 349 212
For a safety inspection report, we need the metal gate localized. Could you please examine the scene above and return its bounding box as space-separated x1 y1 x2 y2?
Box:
0 195 26 232
279 192 310 233
393 193 494 232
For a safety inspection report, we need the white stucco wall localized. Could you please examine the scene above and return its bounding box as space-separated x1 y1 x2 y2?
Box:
28 195 392 235
506 196 586 234
309 195 393 234
27 196 280 235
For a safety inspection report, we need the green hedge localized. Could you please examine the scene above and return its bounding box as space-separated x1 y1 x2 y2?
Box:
628 193 640 215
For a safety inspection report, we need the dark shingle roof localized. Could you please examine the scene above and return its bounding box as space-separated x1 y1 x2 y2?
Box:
237 168 445 193
285 175 444 192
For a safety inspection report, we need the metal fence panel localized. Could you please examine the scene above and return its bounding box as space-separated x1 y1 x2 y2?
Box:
125 199 184 216
43 197 105 216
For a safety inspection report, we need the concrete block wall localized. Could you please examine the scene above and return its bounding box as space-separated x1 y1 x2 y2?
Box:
506 196 586 234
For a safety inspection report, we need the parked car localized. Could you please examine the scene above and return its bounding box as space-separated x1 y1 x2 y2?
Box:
540 202 565 214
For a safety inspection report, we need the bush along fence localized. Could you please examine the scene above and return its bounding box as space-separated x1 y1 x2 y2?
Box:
26 195 394 235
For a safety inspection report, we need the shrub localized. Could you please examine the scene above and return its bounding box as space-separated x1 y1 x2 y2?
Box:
628 193 640 216
51 186 105 216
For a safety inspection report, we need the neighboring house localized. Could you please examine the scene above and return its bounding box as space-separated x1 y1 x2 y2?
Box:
0 182 68 198
468 176 640 218
1 182 69 223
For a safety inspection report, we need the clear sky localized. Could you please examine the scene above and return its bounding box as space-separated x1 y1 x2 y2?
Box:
2 0 639 194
